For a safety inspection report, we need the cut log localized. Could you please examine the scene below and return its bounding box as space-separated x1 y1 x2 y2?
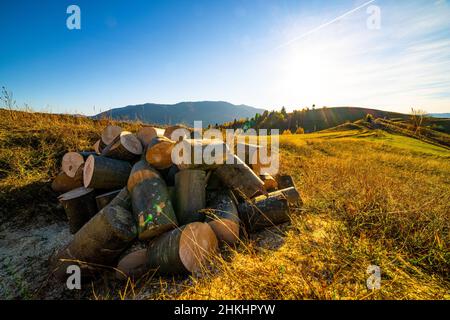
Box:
163 125 190 141
253 187 302 206
58 187 98 234
276 175 296 189
108 187 132 211
51 170 83 193
99 125 122 150
215 153 265 199
116 249 149 280
62 151 96 178
93 139 102 154
174 169 206 225
260 172 278 192
95 189 122 211
136 126 165 148
52 205 136 280
238 192 290 232
147 222 218 274
159 164 179 186
127 160 178 240
206 170 225 191
204 191 240 245
83 155 132 189
173 139 230 170
103 131 143 161
145 136 176 170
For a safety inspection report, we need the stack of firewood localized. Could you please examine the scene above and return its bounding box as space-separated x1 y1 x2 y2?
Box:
50 125 301 281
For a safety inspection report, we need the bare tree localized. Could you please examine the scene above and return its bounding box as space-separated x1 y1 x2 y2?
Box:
410 108 427 135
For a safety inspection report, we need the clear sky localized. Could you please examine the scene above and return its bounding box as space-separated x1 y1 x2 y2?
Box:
1 0 449 115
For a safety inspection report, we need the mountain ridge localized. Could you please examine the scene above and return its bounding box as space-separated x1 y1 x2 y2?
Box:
93 101 265 126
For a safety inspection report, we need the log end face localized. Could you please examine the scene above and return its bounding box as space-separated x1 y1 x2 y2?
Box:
116 249 149 280
179 222 218 273
208 219 240 245
83 155 95 188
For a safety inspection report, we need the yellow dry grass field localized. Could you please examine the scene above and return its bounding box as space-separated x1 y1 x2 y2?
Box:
0 109 449 300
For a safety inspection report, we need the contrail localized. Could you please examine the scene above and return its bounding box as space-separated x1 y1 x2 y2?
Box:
274 0 376 50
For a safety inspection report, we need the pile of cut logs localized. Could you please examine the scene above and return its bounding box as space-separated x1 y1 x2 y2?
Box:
50 125 301 281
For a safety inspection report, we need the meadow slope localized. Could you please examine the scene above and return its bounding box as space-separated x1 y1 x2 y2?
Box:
0 109 449 299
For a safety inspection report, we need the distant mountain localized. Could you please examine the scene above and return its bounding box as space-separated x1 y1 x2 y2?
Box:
429 113 450 119
93 101 266 126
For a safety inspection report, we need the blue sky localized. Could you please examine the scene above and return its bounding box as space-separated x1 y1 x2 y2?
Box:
0 0 449 115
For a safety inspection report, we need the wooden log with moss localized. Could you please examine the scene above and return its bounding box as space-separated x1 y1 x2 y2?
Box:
58 187 98 234
83 155 132 189
204 191 240 245
145 136 176 170
146 222 218 274
127 160 178 240
174 169 206 225
102 131 143 161
214 153 265 199
238 191 290 232
52 204 136 280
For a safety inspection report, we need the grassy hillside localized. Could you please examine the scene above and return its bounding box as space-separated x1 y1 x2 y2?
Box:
1 109 449 299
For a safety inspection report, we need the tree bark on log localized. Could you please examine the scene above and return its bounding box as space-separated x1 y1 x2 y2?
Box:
159 164 179 186
235 142 269 175
52 205 136 280
137 126 164 148
163 125 190 141
145 136 176 170
58 186 98 234
95 189 122 211
83 155 132 189
108 187 132 211
102 131 143 161
174 169 206 225
99 125 122 150
51 170 83 193
204 191 240 245
147 222 218 274
238 192 290 232
214 153 265 199
127 160 178 240
173 139 230 170
62 151 96 178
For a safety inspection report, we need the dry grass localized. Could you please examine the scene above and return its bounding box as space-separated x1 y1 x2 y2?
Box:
1 109 449 300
